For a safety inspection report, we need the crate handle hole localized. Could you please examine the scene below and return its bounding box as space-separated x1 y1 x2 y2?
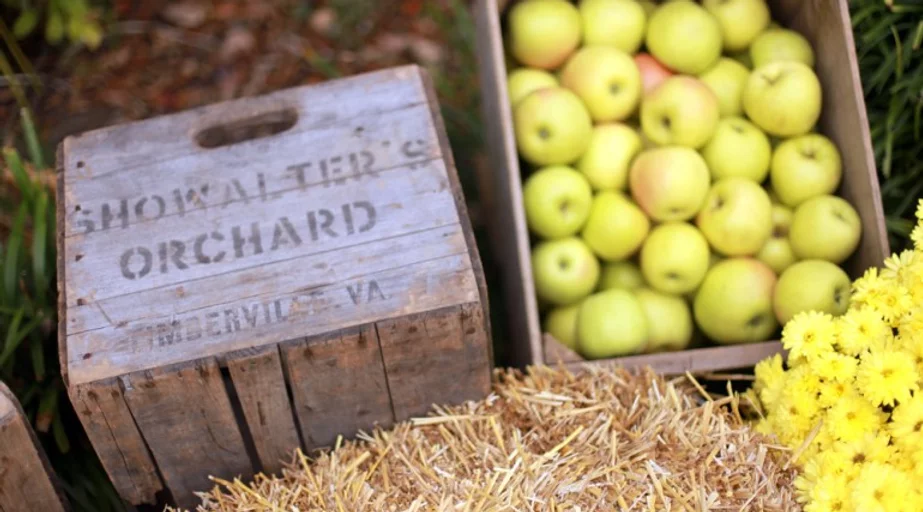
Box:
194 108 298 149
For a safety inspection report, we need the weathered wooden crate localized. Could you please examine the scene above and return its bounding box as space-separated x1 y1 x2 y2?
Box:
472 0 889 373
0 382 69 512
56 65 492 509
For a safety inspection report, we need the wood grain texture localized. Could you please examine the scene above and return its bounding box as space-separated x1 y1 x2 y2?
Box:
0 383 69 512
122 359 253 509
226 346 301 474
282 326 394 451
377 303 492 420
68 379 164 505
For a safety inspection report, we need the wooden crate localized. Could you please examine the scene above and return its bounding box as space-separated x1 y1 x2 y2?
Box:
56 65 492 509
0 383 69 512
472 0 889 373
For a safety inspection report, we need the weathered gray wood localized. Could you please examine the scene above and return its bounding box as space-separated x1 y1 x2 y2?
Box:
68 379 164 504
377 303 492 419
122 359 253 509
282 325 394 451
0 383 69 512
226 346 301 474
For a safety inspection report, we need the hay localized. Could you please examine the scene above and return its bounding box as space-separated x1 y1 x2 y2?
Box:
172 365 800 511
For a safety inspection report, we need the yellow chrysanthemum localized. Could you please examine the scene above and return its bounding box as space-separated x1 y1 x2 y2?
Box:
804 474 852 512
782 311 837 363
912 223 923 250
852 267 886 306
882 249 916 281
809 351 857 383
825 391 886 442
851 462 914 512
833 432 894 473
771 385 822 446
915 198 923 221
836 306 892 356
856 349 920 407
890 393 923 443
818 379 854 409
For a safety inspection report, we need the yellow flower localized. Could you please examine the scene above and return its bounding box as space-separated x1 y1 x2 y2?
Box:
825 390 885 442
882 249 917 281
852 267 886 306
915 198 923 221
889 393 923 444
851 462 914 512
856 349 920 407
912 223 923 250
818 379 854 409
836 306 891 356
804 474 852 512
809 351 857 383
771 384 822 446
833 432 894 470
782 311 837 363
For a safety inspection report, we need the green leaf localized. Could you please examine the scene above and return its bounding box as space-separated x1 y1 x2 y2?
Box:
20 108 46 169
12 9 39 38
46 11 64 45
0 308 24 368
3 147 34 204
32 190 48 296
3 203 27 302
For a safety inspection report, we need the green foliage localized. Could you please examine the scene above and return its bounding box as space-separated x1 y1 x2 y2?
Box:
3 0 104 48
850 0 923 250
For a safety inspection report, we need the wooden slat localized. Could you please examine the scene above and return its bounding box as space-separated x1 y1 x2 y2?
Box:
226 346 302 474
282 325 394 450
68 379 164 505
0 383 69 512
377 303 492 420
122 359 253 509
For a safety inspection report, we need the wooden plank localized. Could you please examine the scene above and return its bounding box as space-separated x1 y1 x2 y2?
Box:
68 379 164 504
377 303 492 420
543 334 584 365
122 359 253 509
568 342 785 377
226 346 301 474
0 383 69 512
282 325 394 450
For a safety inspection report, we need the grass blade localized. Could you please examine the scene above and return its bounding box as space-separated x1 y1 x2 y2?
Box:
20 107 46 169
0 308 24 368
3 147 34 205
32 190 48 296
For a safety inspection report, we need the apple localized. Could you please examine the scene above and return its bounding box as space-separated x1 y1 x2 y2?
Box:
507 0 582 70
698 58 750 117
576 289 648 359
756 204 796 274
774 260 851 324
575 123 642 191
701 117 772 182
728 50 753 69
581 191 651 261
641 76 720 148
750 28 815 68
770 134 843 208
742 61 822 137
522 166 593 239
789 195 862 264
532 237 600 306
697 178 773 256
579 0 647 54
634 53 674 95
514 87 593 166
599 261 645 291
560 46 642 122
640 222 711 295
694 258 778 344
507 68 559 106
638 0 658 17
630 146 711 221
683 251 724 301
703 0 770 52
645 1 722 75
635 287 693 352
544 304 581 351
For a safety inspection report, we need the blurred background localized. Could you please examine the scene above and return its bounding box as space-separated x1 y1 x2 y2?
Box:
0 0 920 509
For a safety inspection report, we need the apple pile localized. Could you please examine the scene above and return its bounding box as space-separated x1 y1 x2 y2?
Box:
507 0 863 360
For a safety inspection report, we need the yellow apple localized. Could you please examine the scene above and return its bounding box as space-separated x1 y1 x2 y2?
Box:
522 166 593 239
579 0 647 54
544 304 581 351
698 57 750 117
645 1 722 74
514 87 593 166
576 289 648 359
629 146 711 221
742 61 822 137
770 134 843 208
756 204 796 274
789 195 861 264
639 221 711 295
693 258 778 344
507 0 582 70
703 0 770 52
696 178 773 256
560 46 642 122
641 76 720 148
575 123 642 191
701 117 772 182
581 191 651 261
599 261 645 291
750 28 815 68
507 68 559 106
773 259 851 325
635 287 693 353
532 236 600 306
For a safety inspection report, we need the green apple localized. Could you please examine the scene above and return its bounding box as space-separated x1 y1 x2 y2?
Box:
701 117 772 182
703 0 770 52
635 53 674 96
756 204 796 274
683 251 724 301
645 1 722 74
576 289 648 359
514 87 593 166
629 146 711 221
641 76 720 148
638 0 658 17
575 123 642 191
770 134 843 208
773 259 851 324
507 0 582 70
640 221 711 294
544 304 581 351
579 0 647 54
507 68 559 106
581 191 651 261
789 195 862 264
522 166 593 239
742 61 822 137
698 58 750 117
635 287 693 352
694 258 778 344
560 46 642 122
599 261 645 291
696 178 773 256
532 237 600 306
750 28 815 68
